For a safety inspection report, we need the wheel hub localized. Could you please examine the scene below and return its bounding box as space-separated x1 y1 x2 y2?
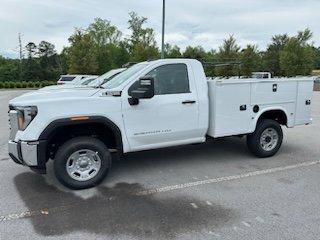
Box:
260 128 279 152
265 136 272 143
78 157 90 168
66 149 102 181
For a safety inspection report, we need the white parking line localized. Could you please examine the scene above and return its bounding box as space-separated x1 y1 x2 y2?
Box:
0 160 319 223
242 221 251 227
136 160 320 196
255 216 265 223
190 203 198 209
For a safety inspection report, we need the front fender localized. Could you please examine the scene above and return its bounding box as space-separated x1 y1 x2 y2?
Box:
38 116 124 153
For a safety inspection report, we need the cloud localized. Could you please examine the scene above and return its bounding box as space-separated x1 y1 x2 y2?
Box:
0 0 319 58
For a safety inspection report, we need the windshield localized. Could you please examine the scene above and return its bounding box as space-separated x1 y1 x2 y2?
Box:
103 63 148 89
60 76 75 82
82 78 96 85
88 70 122 87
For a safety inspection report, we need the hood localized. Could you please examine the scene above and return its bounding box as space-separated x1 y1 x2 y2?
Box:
39 85 88 91
10 88 101 106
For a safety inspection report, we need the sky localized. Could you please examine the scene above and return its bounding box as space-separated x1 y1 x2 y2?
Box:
0 0 319 58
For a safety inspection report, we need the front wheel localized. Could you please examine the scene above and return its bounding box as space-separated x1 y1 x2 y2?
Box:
54 137 111 190
247 120 283 158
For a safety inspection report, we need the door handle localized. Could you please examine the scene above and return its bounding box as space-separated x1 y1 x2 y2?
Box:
240 105 247 111
182 100 196 104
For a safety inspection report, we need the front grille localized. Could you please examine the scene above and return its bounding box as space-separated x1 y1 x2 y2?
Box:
9 110 19 141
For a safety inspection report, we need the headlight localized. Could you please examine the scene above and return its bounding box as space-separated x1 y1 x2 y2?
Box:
16 106 38 131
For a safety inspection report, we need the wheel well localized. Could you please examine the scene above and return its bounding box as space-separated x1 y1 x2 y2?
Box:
44 121 122 161
258 110 288 126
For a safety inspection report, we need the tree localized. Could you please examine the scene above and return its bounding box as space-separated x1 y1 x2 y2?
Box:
183 46 207 60
297 28 313 44
216 35 240 77
263 34 289 76
87 18 128 74
38 41 56 58
37 41 61 80
280 36 315 76
23 42 41 80
314 47 320 70
25 42 37 59
164 44 182 58
240 45 261 77
127 12 159 61
278 29 315 76
0 56 20 81
68 29 98 74
88 18 122 46
59 47 70 74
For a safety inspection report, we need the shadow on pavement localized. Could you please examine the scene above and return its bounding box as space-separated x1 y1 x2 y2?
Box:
116 137 250 167
14 172 238 239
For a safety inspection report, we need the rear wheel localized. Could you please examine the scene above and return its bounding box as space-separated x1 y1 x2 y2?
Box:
247 119 283 158
54 137 111 189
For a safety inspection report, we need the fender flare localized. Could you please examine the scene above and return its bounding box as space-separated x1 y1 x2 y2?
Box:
253 107 289 129
39 116 123 153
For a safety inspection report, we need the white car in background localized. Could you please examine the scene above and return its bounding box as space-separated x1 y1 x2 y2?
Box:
70 75 99 85
251 72 272 79
57 75 97 85
41 69 126 91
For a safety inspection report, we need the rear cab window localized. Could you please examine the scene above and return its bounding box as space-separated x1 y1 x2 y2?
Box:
60 76 76 82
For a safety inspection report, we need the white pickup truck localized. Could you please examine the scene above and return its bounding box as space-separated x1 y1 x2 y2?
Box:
8 59 314 189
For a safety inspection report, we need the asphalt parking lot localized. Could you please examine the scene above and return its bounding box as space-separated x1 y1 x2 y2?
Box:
0 90 319 240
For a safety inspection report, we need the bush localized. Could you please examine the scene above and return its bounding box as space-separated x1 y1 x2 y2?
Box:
0 80 57 89
21 81 27 88
27 82 35 88
34 81 41 88
15 82 22 88
41 81 47 87
9 82 15 88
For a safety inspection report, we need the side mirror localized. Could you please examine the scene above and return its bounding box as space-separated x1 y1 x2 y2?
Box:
128 77 154 105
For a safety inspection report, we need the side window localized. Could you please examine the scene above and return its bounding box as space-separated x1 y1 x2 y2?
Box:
146 64 190 95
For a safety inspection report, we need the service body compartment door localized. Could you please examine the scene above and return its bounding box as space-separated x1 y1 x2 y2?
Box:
295 81 313 125
208 81 251 137
250 81 297 105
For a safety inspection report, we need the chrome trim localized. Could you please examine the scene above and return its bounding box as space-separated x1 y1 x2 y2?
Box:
9 110 19 141
8 140 38 166
8 141 21 164
20 142 38 166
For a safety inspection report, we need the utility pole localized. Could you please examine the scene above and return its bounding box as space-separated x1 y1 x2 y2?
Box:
18 33 23 61
161 0 166 59
18 33 23 81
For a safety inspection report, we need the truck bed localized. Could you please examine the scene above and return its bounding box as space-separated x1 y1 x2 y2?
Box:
207 77 314 138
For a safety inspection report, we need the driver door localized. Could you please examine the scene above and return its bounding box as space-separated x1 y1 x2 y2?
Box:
122 63 201 152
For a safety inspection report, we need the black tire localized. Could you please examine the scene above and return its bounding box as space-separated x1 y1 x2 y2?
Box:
247 119 283 158
54 137 111 190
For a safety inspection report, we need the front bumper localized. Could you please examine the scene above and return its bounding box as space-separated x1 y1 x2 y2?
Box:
8 140 47 173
